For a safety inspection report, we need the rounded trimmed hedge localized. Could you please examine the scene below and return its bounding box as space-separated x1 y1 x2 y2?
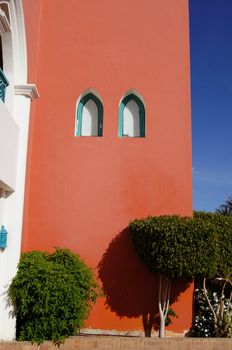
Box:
129 213 232 337
129 214 219 280
8 248 99 344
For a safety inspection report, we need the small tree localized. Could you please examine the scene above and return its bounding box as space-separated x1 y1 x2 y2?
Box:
193 212 232 337
129 216 188 337
129 215 219 337
8 248 99 344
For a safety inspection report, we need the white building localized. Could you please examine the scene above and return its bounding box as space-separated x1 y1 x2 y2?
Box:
0 0 38 339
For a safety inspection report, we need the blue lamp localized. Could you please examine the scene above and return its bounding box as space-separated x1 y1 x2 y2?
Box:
0 225 7 249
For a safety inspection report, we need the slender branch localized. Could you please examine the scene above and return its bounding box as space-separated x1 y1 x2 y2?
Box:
164 277 168 304
216 279 227 317
220 299 224 323
162 277 168 313
158 274 165 338
221 279 227 297
162 301 166 314
220 280 227 322
164 279 171 319
203 277 217 327
159 275 168 314
158 274 163 316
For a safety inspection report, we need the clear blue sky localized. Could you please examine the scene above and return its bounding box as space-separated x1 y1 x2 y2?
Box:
189 0 232 212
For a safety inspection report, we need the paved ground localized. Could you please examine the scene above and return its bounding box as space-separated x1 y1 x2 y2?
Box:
0 335 232 350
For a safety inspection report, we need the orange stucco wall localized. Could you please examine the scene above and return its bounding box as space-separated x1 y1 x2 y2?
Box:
22 0 192 333
22 0 41 83
22 0 41 237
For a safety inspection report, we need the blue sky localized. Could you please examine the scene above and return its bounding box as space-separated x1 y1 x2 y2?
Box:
189 0 232 212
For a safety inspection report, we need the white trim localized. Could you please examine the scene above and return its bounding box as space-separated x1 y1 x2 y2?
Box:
10 0 27 82
119 89 146 110
75 88 103 136
0 8 11 35
76 87 103 105
0 0 35 340
14 84 39 100
1 0 27 82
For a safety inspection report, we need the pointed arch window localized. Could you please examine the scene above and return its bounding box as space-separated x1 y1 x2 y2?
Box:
118 93 145 138
76 93 103 137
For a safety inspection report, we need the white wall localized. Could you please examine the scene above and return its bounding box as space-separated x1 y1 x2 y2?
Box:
0 0 38 340
81 99 98 136
0 101 19 192
123 99 140 137
0 94 31 340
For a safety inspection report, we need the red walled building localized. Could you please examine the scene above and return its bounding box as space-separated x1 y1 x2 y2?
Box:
0 0 192 339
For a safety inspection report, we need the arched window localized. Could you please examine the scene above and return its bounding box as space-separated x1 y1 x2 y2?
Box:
76 92 103 137
119 93 145 138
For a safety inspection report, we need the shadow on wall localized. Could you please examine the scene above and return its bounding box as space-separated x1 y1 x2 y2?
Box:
98 228 190 336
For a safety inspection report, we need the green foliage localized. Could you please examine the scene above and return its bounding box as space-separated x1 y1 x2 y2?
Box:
8 248 99 344
129 215 219 280
190 288 215 337
129 216 191 279
129 213 232 281
194 212 232 279
129 213 232 338
191 287 232 337
190 212 219 279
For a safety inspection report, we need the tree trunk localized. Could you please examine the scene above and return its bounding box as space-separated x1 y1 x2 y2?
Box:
142 313 154 337
158 275 171 338
159 314 165 338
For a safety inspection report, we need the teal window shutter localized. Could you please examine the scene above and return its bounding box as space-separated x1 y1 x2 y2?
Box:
118 93 145 138
76 93 103 137
0 68 9 102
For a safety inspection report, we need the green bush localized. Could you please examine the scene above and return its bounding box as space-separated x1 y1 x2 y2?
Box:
129 214 225 337
194 211 232 278
8 248 99 344
191 286 232 337
191 213 232 338
191 288 216 337
129 215 219 280
129 216 191 278
129 215 195 337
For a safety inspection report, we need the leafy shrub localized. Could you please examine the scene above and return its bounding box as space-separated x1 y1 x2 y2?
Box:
8 248 99 344
129 215 219 280
192 212 232 338
129 214 230 337
194 211 232 278
129 215 194 337
191 288 215 337
191 286 232 337
129 216 193 279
